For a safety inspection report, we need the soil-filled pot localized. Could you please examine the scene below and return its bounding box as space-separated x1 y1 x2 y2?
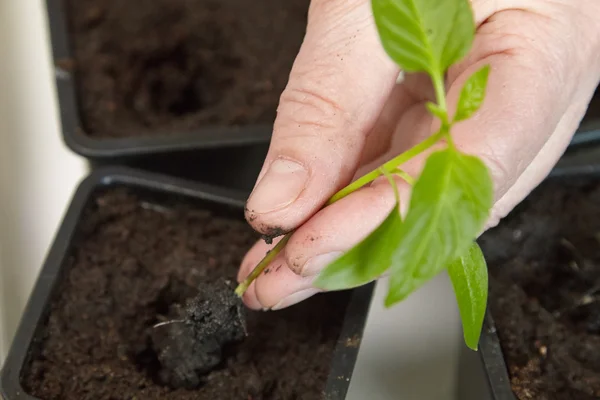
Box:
457 165 600 400
0 167 374 400
47 0 309 161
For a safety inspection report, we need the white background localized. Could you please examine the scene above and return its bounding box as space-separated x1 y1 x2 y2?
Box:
0 1 462 398
0 0 88 362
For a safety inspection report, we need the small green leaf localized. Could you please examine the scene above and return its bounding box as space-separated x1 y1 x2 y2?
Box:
314 204 403 291
448 242 488 350
426 102 446 120
371 0 475 76
454 65 491 122
385 147 493 306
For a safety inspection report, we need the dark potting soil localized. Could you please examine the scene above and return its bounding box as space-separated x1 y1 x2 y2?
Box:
480 178 600 400
22 188 350 400
63 0 310 138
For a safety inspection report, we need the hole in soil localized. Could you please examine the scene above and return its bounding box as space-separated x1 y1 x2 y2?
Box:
567 303 600 334
167 82 202 116
149 279 190 318
64 0 311 138
122 43 238 124
133 340 164 384
122 277 193 386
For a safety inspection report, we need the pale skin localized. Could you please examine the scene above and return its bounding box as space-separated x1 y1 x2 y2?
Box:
237 0 600 310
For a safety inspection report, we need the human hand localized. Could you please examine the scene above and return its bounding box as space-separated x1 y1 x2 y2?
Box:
237 0 600 310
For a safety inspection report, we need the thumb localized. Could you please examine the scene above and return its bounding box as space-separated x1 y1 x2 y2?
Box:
245 0 399 239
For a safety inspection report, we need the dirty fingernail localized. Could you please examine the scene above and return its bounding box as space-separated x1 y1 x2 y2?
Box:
302 252 343 277
271 288 321 310
247 159 308 215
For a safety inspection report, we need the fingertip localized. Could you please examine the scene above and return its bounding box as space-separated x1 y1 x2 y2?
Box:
254 261 316 309
237 237 285 283
247 158 309 214
271 288 322 310
241 281 262 310
300 251 344 277
281 175 406 277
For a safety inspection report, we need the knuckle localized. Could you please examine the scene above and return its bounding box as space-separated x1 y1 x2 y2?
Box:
308 0 367 25
474 10 569 88
563 2 600 73
278 83 349 130
274 81 365 170
287 257 304 275
479 8 598 98
485 203 513 232
284 236 311 276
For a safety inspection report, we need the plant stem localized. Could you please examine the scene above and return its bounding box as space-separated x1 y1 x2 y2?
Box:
381 168 400 203
235 233 292 296
234 130 445 297
326 129 444 205
392 168 415 186
432 71 447 116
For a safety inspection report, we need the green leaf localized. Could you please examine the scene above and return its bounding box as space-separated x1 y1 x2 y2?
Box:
316 171 403 291
454 65 491 122
314 204 403 291
371 0 475 76
448 242 488 350
385 147 493 307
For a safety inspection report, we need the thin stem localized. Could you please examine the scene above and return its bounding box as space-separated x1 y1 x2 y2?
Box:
235 234 292 296
327 129 444 205
234 130 445 297
393 168 415 186
381 168 400 204
432 71 447 116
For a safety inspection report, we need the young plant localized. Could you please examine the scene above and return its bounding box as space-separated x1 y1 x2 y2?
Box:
236 0 493 351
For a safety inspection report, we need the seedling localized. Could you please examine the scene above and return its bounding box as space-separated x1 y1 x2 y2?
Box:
236 0 493 351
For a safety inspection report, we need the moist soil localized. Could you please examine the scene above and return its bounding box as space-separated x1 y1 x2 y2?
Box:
480 177 600 400
63 0 310 138
22 188 350 400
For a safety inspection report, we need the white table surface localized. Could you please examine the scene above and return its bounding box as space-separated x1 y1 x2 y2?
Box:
0 2 462 398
